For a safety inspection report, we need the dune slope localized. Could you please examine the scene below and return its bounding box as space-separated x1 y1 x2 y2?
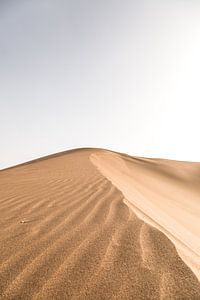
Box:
0 148 200 299
91 150 200 280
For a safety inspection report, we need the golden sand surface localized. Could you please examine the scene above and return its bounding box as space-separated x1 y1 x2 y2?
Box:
0 148 200 299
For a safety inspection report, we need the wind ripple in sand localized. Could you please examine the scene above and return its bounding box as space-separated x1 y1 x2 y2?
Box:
0 149 200 299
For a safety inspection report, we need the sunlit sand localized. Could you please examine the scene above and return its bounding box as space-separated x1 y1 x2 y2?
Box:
0 148 200 299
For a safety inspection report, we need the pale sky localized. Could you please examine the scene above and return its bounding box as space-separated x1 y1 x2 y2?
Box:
1 0 200 169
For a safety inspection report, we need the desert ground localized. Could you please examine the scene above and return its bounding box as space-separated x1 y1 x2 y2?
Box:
0 148 200 299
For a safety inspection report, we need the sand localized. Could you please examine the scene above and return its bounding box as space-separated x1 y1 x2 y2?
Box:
0 148 199 299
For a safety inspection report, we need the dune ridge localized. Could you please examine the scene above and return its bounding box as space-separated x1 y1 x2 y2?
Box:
91 151 200 279
0 148 200 299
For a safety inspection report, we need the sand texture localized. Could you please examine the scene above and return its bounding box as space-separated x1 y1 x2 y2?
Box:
0 148 200 299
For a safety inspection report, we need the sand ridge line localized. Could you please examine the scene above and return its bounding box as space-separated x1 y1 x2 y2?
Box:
90 150 200 280
0 148 200 299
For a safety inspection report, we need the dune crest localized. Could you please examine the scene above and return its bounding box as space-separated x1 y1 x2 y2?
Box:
91 150 200 279
0 148 200 299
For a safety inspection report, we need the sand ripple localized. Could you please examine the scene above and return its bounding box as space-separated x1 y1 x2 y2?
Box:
0 149 200 299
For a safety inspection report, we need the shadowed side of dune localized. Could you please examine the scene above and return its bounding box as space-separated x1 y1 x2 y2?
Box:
0 149 200 299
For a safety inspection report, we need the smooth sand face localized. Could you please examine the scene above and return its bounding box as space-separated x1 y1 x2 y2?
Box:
0 148 200 299
91 151 200 280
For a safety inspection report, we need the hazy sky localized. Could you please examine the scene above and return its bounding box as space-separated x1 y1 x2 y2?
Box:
1 0 200 168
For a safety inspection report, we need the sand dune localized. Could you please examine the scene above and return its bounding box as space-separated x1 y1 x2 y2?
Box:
0 148 200 299
91 151 200 280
